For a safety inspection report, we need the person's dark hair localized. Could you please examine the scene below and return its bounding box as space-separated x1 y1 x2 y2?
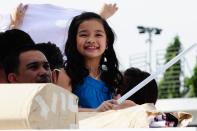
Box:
36 42 64 70
64 12 122 93
0 29 35 64
119 67 158 105
3 45 39 76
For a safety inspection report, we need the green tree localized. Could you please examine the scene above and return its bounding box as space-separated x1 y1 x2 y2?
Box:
159 36 182 98
185 64 197 97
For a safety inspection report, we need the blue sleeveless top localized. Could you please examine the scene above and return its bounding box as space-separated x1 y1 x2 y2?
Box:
73 76 112 108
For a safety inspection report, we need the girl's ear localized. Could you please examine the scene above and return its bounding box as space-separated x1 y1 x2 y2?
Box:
8 73 17 83
106 40 108 48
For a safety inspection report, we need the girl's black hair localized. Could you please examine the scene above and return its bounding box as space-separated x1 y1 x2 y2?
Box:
64 12 122 94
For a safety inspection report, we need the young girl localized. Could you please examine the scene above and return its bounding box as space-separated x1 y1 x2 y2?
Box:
64 12 133 112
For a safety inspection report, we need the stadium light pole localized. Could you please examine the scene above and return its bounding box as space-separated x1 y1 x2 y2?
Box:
137 26 162 73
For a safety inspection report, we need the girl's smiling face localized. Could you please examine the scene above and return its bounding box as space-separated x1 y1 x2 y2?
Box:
76 19 107 60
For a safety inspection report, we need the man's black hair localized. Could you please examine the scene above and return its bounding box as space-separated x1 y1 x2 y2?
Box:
0 29 35 64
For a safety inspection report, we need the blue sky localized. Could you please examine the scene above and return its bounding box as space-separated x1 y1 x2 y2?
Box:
1 0 197 76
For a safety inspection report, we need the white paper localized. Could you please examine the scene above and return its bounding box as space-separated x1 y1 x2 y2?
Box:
19 4 83 54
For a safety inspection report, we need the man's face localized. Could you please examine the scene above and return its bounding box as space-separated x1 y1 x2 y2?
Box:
12 50 52 83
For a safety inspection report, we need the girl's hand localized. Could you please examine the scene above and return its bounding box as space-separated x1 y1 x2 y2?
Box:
10 3 28 29
99 3 118 19
96 99 116 112
113 100 137 110
113 94 137 110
